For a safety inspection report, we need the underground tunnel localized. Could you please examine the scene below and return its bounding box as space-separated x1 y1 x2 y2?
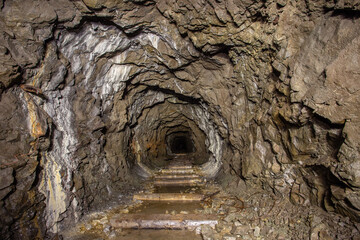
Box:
1 0 360 239
167 132 195 154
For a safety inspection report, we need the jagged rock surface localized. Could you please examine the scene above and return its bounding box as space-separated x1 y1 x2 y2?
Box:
0 0 360 239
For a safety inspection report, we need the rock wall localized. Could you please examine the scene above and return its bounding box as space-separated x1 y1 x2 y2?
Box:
0 0 360 238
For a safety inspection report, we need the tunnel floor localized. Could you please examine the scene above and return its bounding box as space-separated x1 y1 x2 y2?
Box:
62 159 360 240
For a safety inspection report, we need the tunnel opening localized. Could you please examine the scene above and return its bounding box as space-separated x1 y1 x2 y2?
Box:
126 94 222 178
170 136 194 154
167 131 195 155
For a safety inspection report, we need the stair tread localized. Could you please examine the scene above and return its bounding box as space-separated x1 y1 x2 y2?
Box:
111 213 218 221
133 193 204 201
153 180 202 186
154 176 201 180
160 169 195 172
154 178 201 182
115 160 214 230
110 220 217 229
167 165 193 169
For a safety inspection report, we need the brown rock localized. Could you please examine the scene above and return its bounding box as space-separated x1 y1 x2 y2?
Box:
0 0 360 237
82 0 103 9
3 0 57 25
0 168 14 190
16 159 38 191
49 0 77 23
0 187 12 200
0 47 21 88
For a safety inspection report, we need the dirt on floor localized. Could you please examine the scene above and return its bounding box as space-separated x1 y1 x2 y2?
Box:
60 179 360 240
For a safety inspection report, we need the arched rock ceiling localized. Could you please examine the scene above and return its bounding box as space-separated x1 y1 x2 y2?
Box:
1 0 360 238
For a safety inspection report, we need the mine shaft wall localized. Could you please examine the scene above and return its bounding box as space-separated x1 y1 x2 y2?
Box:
0 0 360 239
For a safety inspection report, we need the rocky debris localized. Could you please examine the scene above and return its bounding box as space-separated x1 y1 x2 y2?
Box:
194 182 360 240
61 177 360 240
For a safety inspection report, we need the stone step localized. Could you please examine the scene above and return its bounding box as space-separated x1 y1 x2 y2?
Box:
152 185 202 194
153 179 203 186
167 165 193 169
110 214 218 230
133 193 204 201
153 178 202 184
154 174 201 180
160 169 196 175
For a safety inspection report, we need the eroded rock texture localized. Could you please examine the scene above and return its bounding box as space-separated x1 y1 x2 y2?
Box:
0 0 360 238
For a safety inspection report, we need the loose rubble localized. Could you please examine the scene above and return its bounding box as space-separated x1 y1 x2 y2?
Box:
62 159 360 239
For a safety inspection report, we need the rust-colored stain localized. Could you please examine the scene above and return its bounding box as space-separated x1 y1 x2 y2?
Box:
146 140 159 155
130 139 137 154
146 139 166 158
20 84 43 95
23 92 46 138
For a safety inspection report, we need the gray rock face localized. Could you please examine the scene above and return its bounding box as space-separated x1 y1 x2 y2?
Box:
0 0 360 238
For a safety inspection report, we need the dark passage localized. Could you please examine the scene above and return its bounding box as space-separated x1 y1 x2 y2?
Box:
167 132 195 154
170 136 193 153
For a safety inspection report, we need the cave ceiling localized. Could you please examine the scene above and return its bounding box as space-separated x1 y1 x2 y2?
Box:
1 0 360 238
